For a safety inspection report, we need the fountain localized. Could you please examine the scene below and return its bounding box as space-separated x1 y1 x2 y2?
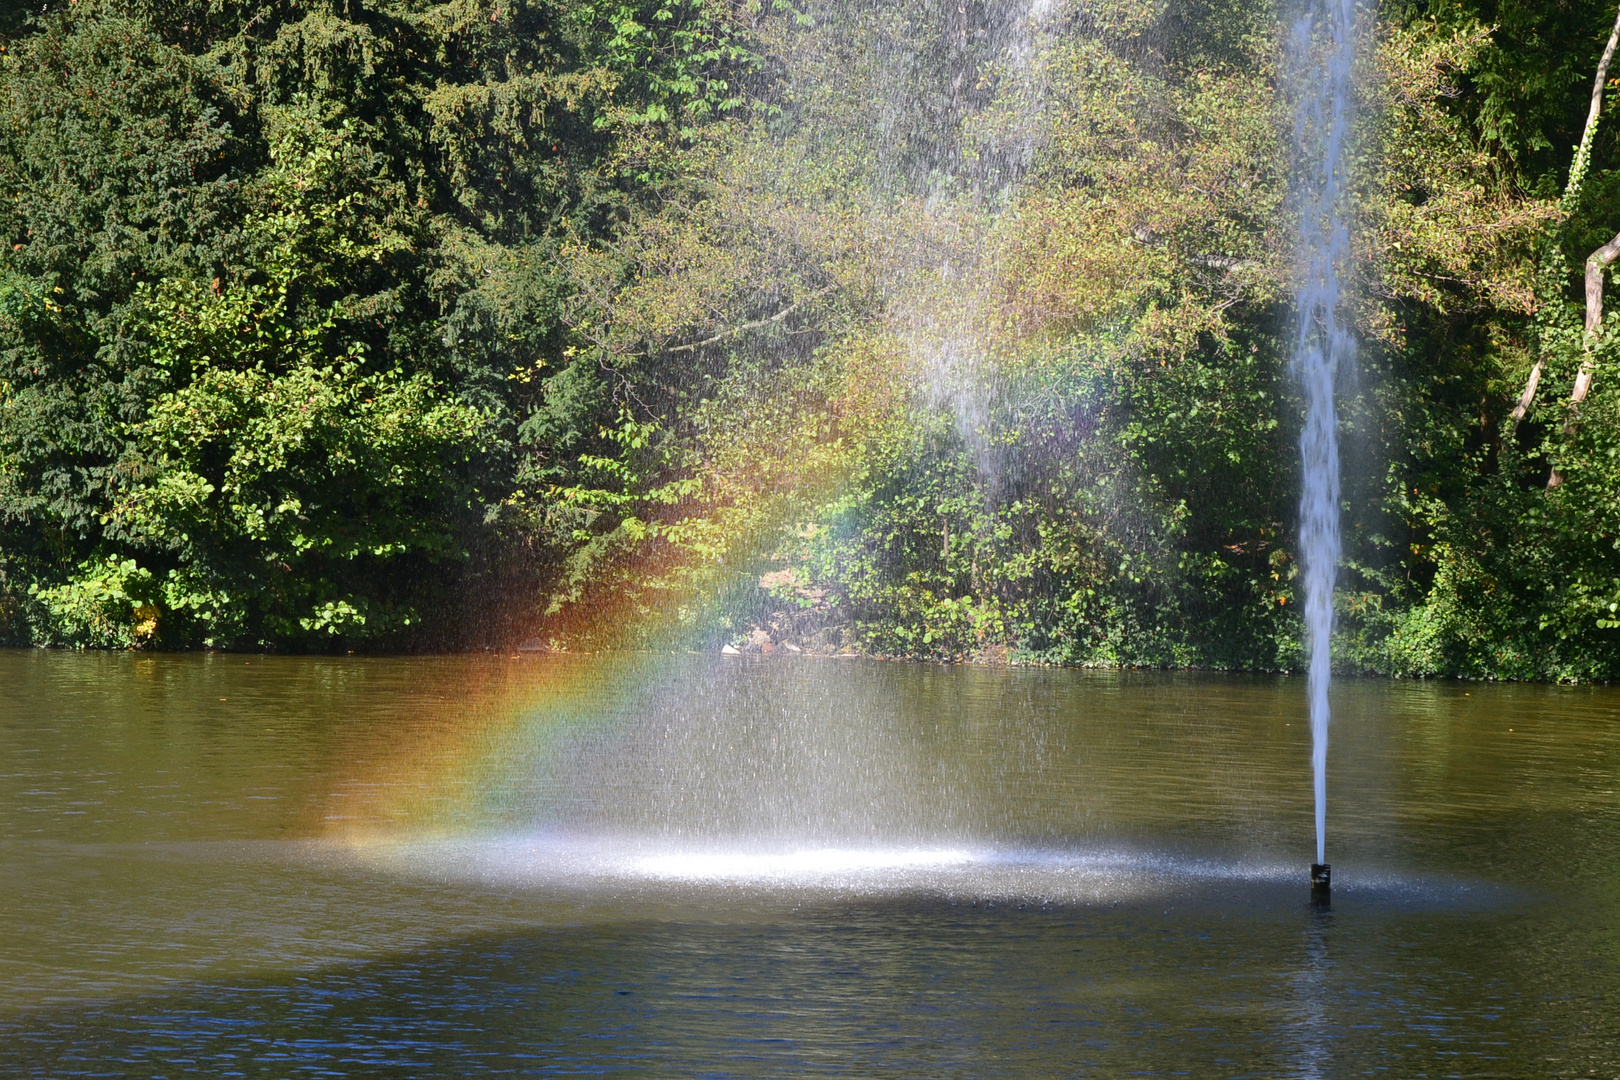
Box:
1289 0 1357 898
1311 860 1332 905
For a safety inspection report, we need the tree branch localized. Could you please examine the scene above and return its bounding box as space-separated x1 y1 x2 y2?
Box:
667 286 837 354
1547 227 1620 485
1510 358 1543 423
1569 6 1620 207
1573 226 1620 380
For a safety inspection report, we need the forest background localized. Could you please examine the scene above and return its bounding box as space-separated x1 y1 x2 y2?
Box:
1 0 1618 680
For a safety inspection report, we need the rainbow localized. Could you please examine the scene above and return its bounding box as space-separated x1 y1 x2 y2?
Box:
318 652 670 842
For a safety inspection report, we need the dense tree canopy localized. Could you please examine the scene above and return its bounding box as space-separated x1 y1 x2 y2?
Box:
2 0 1620 677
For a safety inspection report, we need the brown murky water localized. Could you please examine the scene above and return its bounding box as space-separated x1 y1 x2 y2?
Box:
2 649 1616 1076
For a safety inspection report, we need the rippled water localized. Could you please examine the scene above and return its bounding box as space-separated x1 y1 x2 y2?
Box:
2 650 1617 1076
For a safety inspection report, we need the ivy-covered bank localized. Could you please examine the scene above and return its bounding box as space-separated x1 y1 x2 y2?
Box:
5 0 1620 680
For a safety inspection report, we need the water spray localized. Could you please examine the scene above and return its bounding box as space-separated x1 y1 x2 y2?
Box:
1289 0 1356 895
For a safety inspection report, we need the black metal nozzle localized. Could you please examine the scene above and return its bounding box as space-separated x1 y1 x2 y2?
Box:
1310 862 1331 903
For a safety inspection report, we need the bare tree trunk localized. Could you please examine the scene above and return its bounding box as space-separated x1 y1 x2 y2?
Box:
1574 228 1620 400
1571 10 1620 204
1546 229 1620 485
667 285 836 354
1510 359 1543 423
1551 228 1620 482
1513 3 1620 429
1547 229 1620 485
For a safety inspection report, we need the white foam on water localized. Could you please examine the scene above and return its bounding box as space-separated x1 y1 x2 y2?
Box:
338 832 1331 904
631 846 979 882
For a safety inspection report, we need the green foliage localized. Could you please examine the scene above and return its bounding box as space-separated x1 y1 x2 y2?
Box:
0 0 760 648
5 0 1620 679
795 331 1301 667
1340 0 1620 680
29 556 159 649
1384 0 1619 196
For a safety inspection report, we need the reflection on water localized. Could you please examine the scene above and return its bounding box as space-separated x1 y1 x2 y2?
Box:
1 650 1618 1076
1293 912 1335 1080
355 833 1510 913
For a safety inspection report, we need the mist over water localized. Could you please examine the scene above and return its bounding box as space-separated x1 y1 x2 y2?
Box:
903 0 1062 488
1290 0 1357 866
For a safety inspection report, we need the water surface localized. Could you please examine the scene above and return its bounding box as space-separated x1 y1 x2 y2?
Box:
2 650 1617 1076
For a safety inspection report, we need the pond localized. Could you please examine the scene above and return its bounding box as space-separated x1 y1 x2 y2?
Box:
2 649 1617 1076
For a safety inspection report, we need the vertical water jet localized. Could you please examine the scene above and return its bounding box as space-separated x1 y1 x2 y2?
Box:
1289 0 1357 876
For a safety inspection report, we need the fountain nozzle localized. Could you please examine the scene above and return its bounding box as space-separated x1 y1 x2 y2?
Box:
1310 862 1331 903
